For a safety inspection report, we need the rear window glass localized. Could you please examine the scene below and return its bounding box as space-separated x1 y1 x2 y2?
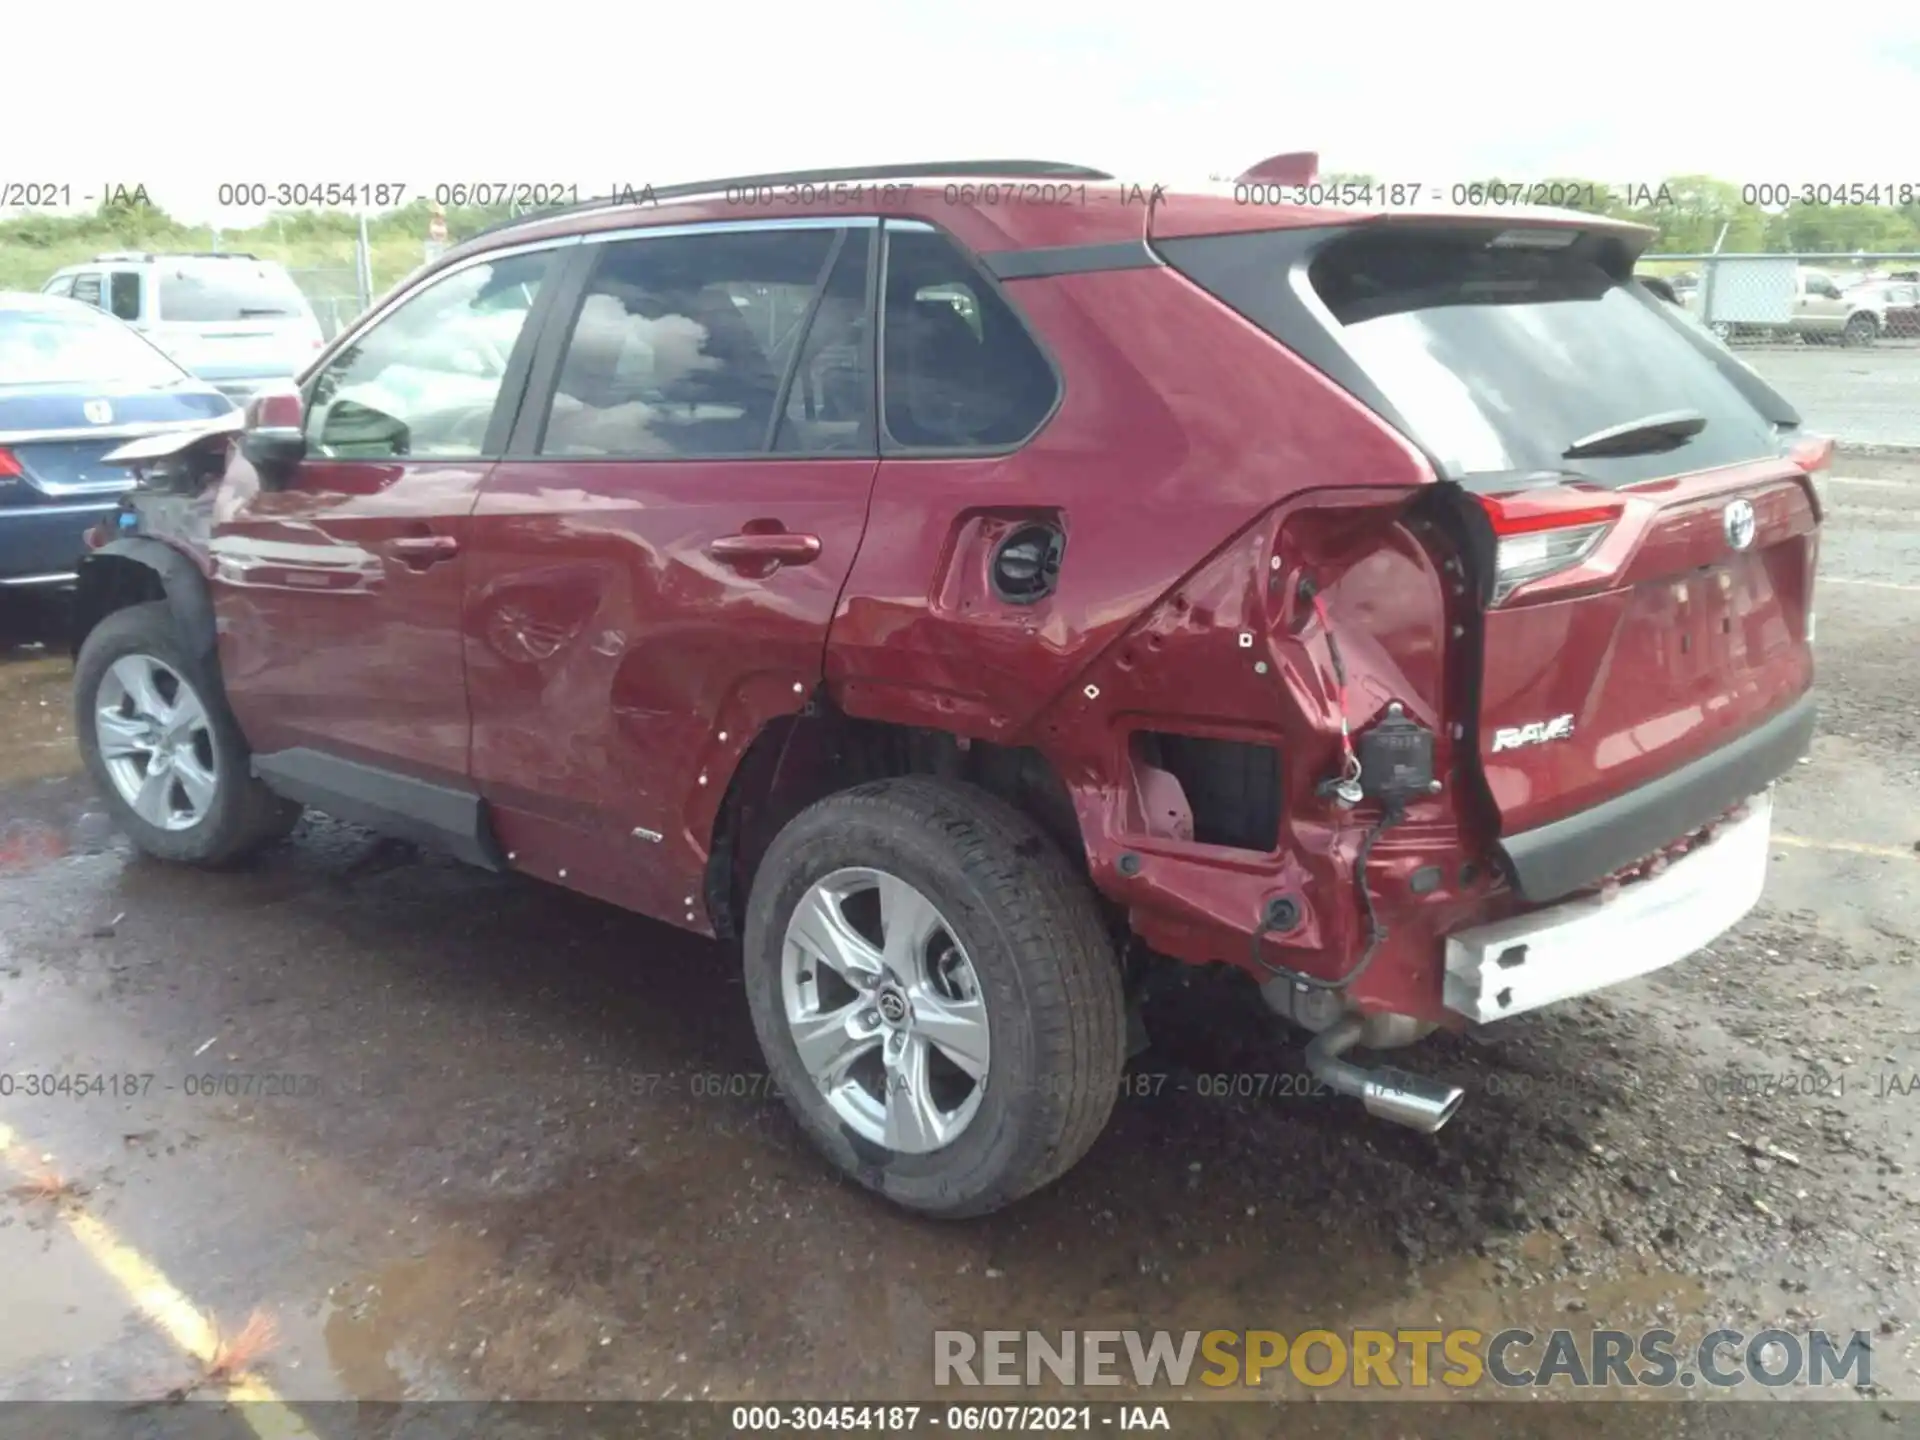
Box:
0 305 186 387
1308 231 1781 487
156 261 310 323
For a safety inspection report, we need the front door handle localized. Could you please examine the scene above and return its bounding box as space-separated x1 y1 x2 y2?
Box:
389 534 460 568
705 531 822 569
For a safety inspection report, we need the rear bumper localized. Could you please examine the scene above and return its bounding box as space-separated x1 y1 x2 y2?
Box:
1496 693 1814 903
1446 790 1772 1023
0 502 117 584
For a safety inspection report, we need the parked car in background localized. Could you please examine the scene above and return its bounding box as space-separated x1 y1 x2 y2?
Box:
1790 267 1882 345
0 293 234 589
1847 280 1920 338
43 253 325 400
69 161 1823 1216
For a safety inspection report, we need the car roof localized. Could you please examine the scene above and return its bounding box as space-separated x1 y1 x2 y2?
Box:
0 289 109 315
434 169 1651 281
85 251 270 264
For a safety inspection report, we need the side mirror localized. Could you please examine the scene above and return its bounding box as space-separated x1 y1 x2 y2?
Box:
240 387 307 486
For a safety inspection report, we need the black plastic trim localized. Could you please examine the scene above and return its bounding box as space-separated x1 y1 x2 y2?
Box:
252 748 507 871
983 240 1163 281
505 244 605 457
763 229 848 451
481 248 577 458
76 538 217 667
1497 693 1816 904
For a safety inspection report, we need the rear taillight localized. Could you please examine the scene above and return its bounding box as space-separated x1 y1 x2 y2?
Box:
0 448 22 485
1476 492 1623 604
1788 432 1834 513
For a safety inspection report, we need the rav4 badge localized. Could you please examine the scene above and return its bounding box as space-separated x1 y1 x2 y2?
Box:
1490 715 1575 752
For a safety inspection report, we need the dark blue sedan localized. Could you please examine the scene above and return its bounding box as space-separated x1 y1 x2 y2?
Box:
0 293 235 588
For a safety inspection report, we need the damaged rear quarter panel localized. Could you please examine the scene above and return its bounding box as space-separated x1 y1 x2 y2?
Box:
824 263 1494 1015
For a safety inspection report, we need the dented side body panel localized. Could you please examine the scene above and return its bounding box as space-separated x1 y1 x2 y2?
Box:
823 263 1486 1020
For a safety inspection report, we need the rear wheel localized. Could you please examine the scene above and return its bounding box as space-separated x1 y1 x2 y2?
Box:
1843 312 1879 347
742 778 1125 1217
74 602 300 865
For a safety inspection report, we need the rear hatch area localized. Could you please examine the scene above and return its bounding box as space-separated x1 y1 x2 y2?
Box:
1155 210 1819 901
149 258 324 387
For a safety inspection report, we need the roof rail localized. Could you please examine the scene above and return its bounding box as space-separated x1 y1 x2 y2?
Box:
462 159 1113 244
90 250 261 263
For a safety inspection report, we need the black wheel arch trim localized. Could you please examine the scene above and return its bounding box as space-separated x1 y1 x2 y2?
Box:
73 538 218 668
250 748 507 871
1497 692 1816 904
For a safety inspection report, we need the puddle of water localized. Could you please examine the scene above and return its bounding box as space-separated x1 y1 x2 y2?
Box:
318 1231 501 1401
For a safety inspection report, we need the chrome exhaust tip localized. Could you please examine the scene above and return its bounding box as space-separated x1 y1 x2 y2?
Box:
1357 1067 1467 1134
1304 1017 1466 1135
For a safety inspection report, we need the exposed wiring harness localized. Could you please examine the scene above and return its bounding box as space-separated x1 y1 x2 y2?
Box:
1251 801 1402 991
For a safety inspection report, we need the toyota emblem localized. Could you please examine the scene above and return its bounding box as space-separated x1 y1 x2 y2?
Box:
83 399 113 425
1723 498 1756 552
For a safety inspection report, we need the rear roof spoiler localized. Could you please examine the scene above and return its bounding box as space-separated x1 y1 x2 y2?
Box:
1236 152 1319 186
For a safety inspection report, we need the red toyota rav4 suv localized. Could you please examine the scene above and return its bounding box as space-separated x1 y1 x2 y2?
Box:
70 159 1823 1217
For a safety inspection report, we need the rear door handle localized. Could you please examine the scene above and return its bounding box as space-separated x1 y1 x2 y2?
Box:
389 534 460 567
705 532 822 568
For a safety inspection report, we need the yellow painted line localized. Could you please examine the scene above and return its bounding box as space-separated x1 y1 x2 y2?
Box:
1775 832 1917 861
0 1119 313 1437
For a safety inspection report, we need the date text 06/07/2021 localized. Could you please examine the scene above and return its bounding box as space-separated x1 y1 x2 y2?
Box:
727 1404 1173 1432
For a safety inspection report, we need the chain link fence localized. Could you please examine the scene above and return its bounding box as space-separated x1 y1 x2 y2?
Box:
1638 251 1920 450
287 266 365 341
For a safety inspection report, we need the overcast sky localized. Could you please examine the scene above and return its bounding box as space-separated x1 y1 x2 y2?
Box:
8 0 1920 225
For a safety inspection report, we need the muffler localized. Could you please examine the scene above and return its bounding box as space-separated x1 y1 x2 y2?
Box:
1304 1016 1465 1134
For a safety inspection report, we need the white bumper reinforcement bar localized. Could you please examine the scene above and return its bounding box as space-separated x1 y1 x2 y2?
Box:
1444 791 1773 1024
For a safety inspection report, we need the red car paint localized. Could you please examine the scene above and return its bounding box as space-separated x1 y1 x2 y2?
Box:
97 174 1820 1033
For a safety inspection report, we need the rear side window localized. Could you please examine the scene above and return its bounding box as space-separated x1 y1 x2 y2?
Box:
1306 230 1782 487
70 273 103 308
880 227 1057 450
538 227 841 459
109 273 142 321
156 261 308 323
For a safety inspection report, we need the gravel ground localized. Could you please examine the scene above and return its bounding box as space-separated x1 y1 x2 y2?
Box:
1742 346 1920 449
0 459 1916 1431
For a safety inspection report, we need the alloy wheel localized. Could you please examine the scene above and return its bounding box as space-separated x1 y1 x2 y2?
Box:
780 866 990 1154
94 654 219 831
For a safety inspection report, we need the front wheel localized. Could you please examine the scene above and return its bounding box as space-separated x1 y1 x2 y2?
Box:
1843 313 1879 347
74 602 300 865
742 778 1125 1217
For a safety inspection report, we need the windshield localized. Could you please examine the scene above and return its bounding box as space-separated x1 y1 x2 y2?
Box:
157 260 311 322
1307 231 1782 487
0 304 189 387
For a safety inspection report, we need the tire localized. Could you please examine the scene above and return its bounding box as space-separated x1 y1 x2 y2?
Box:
742 777 1125 1217
74 601 300 866
1843 313 1879 347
